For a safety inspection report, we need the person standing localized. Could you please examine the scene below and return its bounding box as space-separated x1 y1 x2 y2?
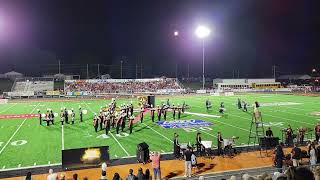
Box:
64 108 69 124
286 125 294 147
275 143 285 172
128 115 134 134
71 109 75 125
184 147 193 178
126 169 136 180
46 110 50 126
105 114 111 135
243 101 248 112
266 127 273 137
38 110 42 125
140 107 144 123
172 105 176 120
196 132 203 155
60 109 65 125
163 108 167 120
24 172 33 180
157 106 161 121
121 113 126 132
79 107 83 122
150 151 161 180
99 111 104 130
217 132 224 156
116 115 121 134
50 110 54 125
173 133 180 159
150 105 155 122
177 107 181 120
310 143 317 169
315 123 320 142
93 113 98 132
291 143 301 167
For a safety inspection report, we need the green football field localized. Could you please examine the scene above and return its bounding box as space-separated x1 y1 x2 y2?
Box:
0 93 320 170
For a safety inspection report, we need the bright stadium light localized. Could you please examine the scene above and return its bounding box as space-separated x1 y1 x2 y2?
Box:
312 68 316 73
195 25 211 89
174 31 179 36
195 25 210 39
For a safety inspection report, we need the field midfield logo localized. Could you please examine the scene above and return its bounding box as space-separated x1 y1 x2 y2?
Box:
157 119 213 129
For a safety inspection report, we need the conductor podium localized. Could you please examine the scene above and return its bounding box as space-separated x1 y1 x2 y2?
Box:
136 142 149 164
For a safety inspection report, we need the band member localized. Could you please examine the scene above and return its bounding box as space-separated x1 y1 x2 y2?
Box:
297 127 305 144
99 111 104 130
205 99 212 111
237 98 242 109
178 107 181 119
266 127 274 137
150 105 155 122
182 101 186 113
243 101 248 112
71 109 75 125
173 133 180 159
163 107 167 120
157 106 161 121
217 132 224 156
196 132 203 155
219 102 225 114
140 107 144 123
64 108 69 124
116 115 121 134
315 123 320 142
79 108 83 122
255 101 260 108
121 113 126 132
111 110 115 128
172 105 176 120
38 110 42 125
128 115 134 134
286 125 293 147
50 110 54 125
104 114 111 135
130 103 134 117
60 109 65 125
93 113 98 132
166 99 170 106
45 110 50 126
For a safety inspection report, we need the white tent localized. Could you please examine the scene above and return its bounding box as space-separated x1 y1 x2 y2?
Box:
4 71 23 80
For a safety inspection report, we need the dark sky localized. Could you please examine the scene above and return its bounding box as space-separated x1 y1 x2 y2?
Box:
0 0 319 78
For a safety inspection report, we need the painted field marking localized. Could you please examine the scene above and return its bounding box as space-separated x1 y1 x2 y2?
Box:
83 101 130 156
110 133 130 156
48 161 51 165
0 103 39 156
142 123 173 143
0 103 17 114
115 155 118 158
184 112 221 118
34 162 36 166
18 164 21 168
2 165 5 169
161 150 165 153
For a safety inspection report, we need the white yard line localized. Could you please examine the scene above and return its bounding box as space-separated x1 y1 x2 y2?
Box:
0 103 17 114
184 111 221 118
142 123 173 143
110 132 130 156
83 101 130 157
0 103 39 156
0 163 61 172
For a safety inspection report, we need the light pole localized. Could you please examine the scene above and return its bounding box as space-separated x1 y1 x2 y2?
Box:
174 31 179 79
195 25 211 89
120 60 123 79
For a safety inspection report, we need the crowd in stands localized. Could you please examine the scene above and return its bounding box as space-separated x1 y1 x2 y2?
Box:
64 78 182 93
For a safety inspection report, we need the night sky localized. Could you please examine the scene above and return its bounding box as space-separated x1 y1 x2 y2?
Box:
0 0 319 78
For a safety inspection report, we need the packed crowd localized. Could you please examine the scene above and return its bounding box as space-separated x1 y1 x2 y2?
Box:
64 78 182 93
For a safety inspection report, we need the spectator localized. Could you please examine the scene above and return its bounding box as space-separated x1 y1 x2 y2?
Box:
72 173 78 180
47 169 58 180
150 151 161 180
83 177 88 180
310 143 317 168
144 169 151 180
59 173 66 180
184 146 193 177
286 166 314 180
275 143 285 172
291 143 301 167
137 167 144 180
314 166 320 180
24 172 33 180
113 173 121 180
126 169 136 180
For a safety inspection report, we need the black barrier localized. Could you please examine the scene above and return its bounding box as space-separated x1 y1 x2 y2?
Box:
62 146 109 170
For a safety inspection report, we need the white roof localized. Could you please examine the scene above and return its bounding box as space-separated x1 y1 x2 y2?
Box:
4 71 23 76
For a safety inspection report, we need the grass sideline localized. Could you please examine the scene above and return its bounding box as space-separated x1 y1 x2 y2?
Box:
0 93 320 169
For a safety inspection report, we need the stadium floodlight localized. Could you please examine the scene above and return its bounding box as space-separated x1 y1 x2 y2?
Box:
195 25 211 89
195 25 210 39
312 68 316 73
174 31 179 36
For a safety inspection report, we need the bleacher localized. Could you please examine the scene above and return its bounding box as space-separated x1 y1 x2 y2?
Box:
11 78 54 92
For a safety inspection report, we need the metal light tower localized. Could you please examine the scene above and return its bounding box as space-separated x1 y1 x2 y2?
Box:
195 25 210 90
